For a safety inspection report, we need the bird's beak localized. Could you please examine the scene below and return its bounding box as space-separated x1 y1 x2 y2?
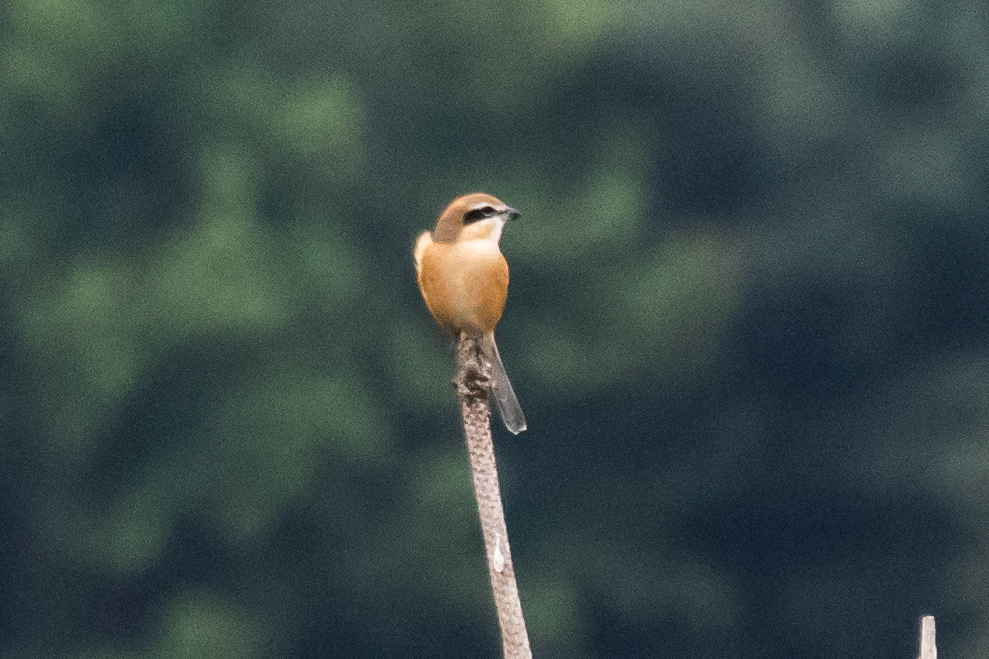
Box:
506 207 521 221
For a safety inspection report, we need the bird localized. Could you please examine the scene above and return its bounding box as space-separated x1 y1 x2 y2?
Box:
414 193 527 434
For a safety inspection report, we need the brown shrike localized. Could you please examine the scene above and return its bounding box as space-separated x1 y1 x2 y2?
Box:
414 193 527 434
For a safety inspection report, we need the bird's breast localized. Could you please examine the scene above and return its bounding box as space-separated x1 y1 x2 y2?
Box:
418 239 509 335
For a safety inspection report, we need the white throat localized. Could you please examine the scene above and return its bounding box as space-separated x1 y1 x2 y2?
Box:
460 217 506 244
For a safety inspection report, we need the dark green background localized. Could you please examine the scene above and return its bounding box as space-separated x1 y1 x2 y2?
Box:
1 0 985 656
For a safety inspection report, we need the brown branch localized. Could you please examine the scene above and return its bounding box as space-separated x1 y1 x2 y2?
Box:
455 334 532 659
918 615 936 659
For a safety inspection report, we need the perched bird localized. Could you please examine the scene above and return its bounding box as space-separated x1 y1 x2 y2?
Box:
414 193 527 434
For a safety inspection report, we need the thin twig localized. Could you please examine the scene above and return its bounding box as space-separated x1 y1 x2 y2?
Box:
456 334 532 659
918 615 936 659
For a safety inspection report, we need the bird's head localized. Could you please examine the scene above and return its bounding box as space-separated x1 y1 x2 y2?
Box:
433 193 520 243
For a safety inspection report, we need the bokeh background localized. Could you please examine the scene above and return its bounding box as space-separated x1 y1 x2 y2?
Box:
1 0 987 656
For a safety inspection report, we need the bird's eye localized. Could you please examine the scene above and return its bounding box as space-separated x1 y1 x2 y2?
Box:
464 206 497 224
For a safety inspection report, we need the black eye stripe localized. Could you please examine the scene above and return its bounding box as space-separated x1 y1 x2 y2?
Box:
463 206 499 224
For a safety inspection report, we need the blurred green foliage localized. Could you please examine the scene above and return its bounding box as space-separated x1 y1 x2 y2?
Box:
1 0 987 657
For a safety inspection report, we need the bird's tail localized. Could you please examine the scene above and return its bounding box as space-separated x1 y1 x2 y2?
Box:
482 332 527 434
